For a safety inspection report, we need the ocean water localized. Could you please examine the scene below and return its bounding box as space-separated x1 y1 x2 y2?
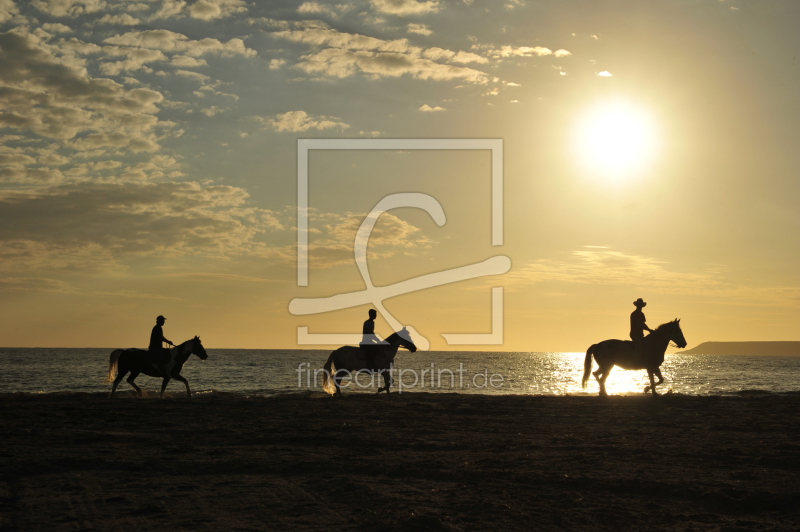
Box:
1 348 799 397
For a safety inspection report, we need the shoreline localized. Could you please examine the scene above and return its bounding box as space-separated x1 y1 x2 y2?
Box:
2 393 799 531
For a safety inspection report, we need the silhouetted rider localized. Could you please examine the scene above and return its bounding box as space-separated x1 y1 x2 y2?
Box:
149 315 174 379
360 309 380 371
630 298 653 354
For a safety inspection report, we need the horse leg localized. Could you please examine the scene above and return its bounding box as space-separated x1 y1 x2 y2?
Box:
173 375 191 398
160 377 171 399
598 365 612 397
376 370 384 393
127 372 143 397
654 368 664 387
644 369 664 395
382 371 391 394
334 375 342 397
110 369 127 398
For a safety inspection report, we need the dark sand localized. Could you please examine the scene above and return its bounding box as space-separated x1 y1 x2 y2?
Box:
1 391 799 531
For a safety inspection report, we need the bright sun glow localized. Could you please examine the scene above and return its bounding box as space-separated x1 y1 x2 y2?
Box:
574 101 658 181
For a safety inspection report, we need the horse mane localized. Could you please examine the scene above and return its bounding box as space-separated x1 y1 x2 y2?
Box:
655 319 680 332
385 329 412 344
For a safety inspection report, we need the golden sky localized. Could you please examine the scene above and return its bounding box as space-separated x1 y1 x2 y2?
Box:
1 0 798 350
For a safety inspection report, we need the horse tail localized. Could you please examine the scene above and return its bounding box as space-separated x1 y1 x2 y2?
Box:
582 344 596 389
106 349 122 382
321 351 336 395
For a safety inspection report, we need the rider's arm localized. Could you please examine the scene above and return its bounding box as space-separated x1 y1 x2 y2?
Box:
162 335 173 345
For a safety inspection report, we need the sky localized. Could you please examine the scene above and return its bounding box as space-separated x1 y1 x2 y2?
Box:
0 0 799 351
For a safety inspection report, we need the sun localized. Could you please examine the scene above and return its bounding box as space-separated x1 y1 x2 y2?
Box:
574 101 658 181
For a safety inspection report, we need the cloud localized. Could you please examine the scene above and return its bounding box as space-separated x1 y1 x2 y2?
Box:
597 71 612 76
369 0 440 15
0 0 18 23
188 0 246 21
100 46 167 74
296 209 437 269
104 29 257 58
0 29 166 156
421 47 487 64
257 110 349 133
271 24 488 83
297 1 352 17
418 104 443 111
0 182 283 272
553 49 571 57
269 58 286 69
498 248 800 306
407 23 432 36
491 45 553 57
170 54 208 67
150 0 185 20
502 249 722 293
200 105 223 116
97 13 141 25
31 0 105 17
41 23 73 33
273 23 413 53
295 48 488 83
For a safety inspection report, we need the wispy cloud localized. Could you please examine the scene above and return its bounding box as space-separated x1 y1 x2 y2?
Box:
271 21 488 83
407 23 432 36
369 0 440 15
257 110 349 133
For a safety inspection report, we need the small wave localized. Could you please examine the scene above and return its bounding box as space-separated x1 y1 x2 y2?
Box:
733 389 774 396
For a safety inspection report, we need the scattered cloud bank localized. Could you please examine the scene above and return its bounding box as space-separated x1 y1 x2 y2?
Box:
270 20 489 84
498 248 800 306
300 208 437 269
0 28 168 182
418 104 444 111
0 181 281 273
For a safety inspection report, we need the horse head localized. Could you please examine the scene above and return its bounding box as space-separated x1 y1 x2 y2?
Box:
389 327 417 352
192 336 209 360
669 319 687 349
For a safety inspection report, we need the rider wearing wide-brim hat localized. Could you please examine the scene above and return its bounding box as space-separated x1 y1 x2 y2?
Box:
630 298 653 345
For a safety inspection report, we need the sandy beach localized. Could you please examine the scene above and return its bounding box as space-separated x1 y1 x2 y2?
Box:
1 391 799 531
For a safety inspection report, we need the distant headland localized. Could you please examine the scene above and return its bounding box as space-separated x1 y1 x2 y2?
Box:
677 341 800 356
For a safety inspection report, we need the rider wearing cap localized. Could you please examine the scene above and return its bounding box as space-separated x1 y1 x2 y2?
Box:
149 315 174 379
630 298 653 354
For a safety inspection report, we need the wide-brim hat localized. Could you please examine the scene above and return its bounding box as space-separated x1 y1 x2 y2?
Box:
633 298 646 308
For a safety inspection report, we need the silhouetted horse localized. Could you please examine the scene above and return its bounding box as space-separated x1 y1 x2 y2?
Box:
106 336 208 398
582 320 687 396
322 329 417 396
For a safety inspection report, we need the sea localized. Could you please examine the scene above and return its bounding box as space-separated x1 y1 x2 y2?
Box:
1 348 799 397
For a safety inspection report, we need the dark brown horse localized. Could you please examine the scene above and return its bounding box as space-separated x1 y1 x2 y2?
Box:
582 319 687 396
106 336 208 398
321 329 417 396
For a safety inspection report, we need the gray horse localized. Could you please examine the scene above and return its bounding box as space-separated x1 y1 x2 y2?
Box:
582 320 687 396
321 329 417 396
